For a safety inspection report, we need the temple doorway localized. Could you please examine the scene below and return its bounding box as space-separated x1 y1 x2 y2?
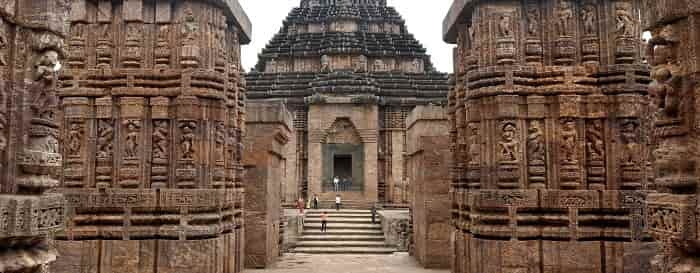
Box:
333 154 353 191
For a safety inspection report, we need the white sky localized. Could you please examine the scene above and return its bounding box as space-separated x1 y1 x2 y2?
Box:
238 0 455 73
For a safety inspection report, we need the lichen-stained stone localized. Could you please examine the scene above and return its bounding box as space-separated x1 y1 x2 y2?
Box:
444 0 656 272
53 1 251 273
0 1 71 273
245 0 450 207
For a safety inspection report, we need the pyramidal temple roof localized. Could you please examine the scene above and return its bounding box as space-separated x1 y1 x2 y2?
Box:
246 0 449 105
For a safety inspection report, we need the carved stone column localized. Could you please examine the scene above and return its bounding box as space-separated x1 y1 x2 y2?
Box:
644 1 700 272
54 1 251 273
0 1 70 273
444 0 654 272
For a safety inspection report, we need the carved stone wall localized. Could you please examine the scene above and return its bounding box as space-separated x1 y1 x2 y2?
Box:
643 1 700 272
0 1 70 273
53 1 251 273
444 0 656 272
406 105 451 269
243 102 294 269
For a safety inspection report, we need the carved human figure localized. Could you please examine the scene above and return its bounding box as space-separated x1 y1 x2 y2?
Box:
320 55 331 72
354 55 368 72
498 123 519 162
373 59 384 72
560 119 578 163
124 120 140 158
215 122 225 160
586 120 604 160
67 123 82 155
97 120 113 158
153 121 169 160
468 124 480 164
648 43 681 118
31 50 60 120
581 4 597 35
620 120 639 164
498 15 513 38
555 0 573 36
0 118 6 155
181 8 199 44
412 58 422 73
157 24 169 45
526 8 539 36
615 4 634 37
527 120 545 162
180 122 196 160
0 19 7 66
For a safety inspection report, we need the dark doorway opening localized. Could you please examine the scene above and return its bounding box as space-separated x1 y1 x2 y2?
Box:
334 155 353 191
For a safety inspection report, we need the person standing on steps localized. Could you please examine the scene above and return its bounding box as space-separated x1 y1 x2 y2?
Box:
335 194 341 211
320 211 328 232
371 203 377 224
313 193 319 209
297 197 305 214
333 176 340 192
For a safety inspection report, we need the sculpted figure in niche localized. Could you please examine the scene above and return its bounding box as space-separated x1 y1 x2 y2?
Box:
180 122 196 160
153 120 169 160
615 3 634 37
0 117 6 155
582 4 597 35
620 120 639 164
97 120 113 158
124 120 140 158
468 124 480 164
526 8 539 36
648 40 681 118
499 123 519 163
181 8 199 44
498 15 513 38
320 55 331 72
0 19 7 66
556 0 573 36
373 59 384 72
560 119 578 163
31 50 60 120
527 120 545 162
586 120 604 159
67 123 83 155
354 55 368 72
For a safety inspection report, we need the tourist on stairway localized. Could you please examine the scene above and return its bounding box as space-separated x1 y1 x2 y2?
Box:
297 197 305 214
335 194 341 211
371 203 377 224
333 176 340 192
313 193 319 209
320 211 328 232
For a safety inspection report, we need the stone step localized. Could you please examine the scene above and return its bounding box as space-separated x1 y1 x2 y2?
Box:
305 218 380 224
300 235 386 241
303 223 382 230
305 209 375 214
305 213 374 218
303 229 384 236
296 241 389 248
293 246 397 254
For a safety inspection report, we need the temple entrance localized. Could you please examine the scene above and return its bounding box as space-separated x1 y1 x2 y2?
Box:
333 154 353 191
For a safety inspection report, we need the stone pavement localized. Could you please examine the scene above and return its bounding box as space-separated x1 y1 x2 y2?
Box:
243 253 448 273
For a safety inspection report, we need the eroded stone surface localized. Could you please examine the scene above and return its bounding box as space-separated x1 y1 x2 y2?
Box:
53 1 250 273
444 0 655 272
243 253 448 273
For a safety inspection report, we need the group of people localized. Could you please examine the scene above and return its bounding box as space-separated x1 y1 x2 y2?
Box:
296 193 343 214
332 176 353 192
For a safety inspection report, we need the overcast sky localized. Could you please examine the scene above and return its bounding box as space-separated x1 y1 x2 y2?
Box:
238 0 455 73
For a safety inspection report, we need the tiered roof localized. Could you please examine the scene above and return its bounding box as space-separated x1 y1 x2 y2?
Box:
246 0 449 105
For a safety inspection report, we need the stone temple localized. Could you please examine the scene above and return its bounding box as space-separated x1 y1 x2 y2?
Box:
245 0 450 206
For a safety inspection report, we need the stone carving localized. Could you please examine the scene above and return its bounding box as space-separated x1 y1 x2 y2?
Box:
555 0 574 36
124 120 140 159
467 123 480 165
581 4 597 35
526 7 539 36
560 118 578 164
498 15 513 38
586 120 604 160
615 2 634 37
97 120 114 158
649 41 681 119
320 55 330 72
153 120 169 161
446 0 652 271
0 18 6 66
215 121 225 162
67 122 83 156
180 121 197 160
498 122 519 163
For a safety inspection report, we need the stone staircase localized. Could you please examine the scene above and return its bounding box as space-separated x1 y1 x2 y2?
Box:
293 209 397 254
